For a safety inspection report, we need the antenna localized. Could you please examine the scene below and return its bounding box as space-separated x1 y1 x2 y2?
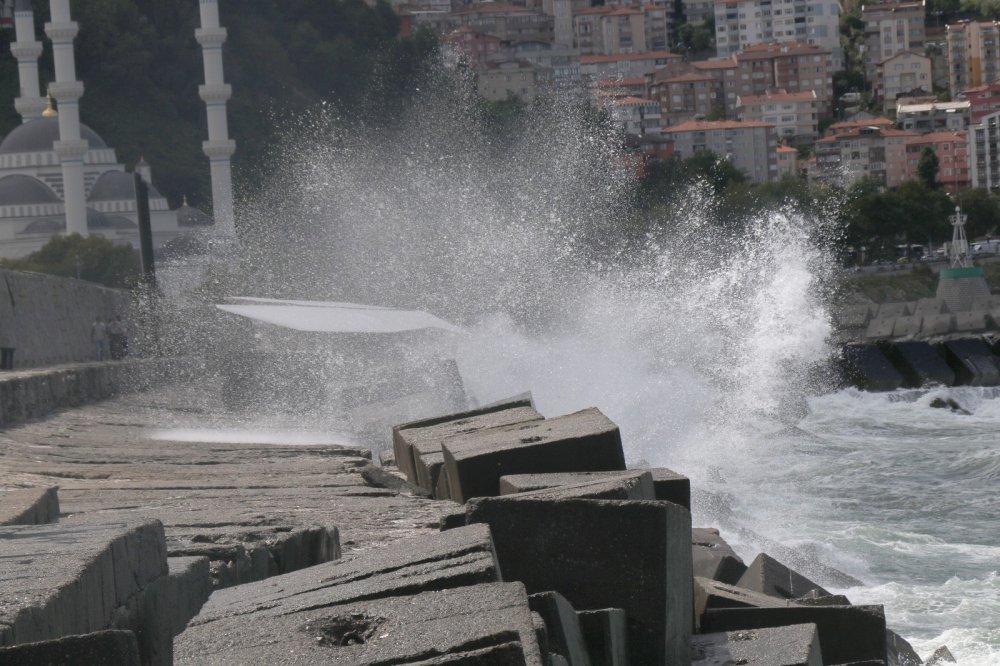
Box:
949 205 969 268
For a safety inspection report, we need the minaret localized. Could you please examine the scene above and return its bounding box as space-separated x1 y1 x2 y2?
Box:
195 0 236 236
11 0 46 123
45 0 88 236
136 156 152 184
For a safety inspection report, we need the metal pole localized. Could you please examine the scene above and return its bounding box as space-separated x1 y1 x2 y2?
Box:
134 172 156 288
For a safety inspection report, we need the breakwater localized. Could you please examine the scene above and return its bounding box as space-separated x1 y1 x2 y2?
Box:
841 336 1000 391
1 387 949 665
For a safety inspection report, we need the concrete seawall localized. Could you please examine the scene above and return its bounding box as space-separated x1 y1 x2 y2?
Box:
0 268 130 368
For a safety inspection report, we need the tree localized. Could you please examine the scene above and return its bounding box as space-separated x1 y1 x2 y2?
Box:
0 235 141 288
957 188 1000 239
917 146 940 189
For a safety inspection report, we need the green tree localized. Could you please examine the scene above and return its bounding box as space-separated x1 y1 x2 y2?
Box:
0 234 141 288
957 188 1000 239
917 146 940 189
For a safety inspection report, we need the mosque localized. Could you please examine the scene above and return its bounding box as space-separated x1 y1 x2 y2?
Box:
0 0 236 260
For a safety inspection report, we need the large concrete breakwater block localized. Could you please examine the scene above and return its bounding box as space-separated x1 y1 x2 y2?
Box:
466 496 693 665
840 344 904 391
692 623 822 666
0 486 60 525
939 338 1000 386
843 337 1000 390
0 629 142 665
442 407 627 503
880 341 956 387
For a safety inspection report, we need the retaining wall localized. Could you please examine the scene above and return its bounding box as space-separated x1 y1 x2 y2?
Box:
0 268 130 369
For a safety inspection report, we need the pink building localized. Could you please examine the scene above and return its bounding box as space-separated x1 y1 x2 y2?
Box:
814 125 918 187
960 81 1000 124
903 131 970 192
442 27 501 66
776 144 798 178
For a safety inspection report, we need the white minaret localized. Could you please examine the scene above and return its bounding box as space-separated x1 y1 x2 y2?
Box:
196 0 236 236
45 0 87 236
12 0 46 123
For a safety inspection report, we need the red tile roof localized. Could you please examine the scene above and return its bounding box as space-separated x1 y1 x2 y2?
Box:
663 119 775 132
580 51 679 64
738 90 818 105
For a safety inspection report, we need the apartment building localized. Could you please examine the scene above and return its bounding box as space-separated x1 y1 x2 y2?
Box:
442 27 502 66
861 1 926 82
903 131 970 192
875 51 932 110
649 71 727 125
734 42 835 113
896 100 970 133
608 96 664 134
572 5 671 56
579 51 680 85
713 0 841 66
777 144 799 177
968 110 1000 191
451 3 554 43
960 81 1000 123
946 20 1000 98
736 89 819 143
663 119 779 182
477 60 552 101
814 125 918 187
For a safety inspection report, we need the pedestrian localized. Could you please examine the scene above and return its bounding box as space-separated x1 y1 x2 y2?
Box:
108 315 126 360
92 317 107 361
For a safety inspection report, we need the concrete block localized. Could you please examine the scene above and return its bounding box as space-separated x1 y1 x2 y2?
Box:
466 497 692 666
880 341 955 388
700 604 887 665
528 591 591 666
834 304 873 329
971 295 1000 311
500 467 690 508
736 553 830 600
0 519 167 647
391 394 537 483
443 408 627 503
841 344 903 391
939 338 1000 386
577 609 627 666
648 468 691 509
0 486 59 525
913 298 947 317
990 308 1000 330
0 629 141 665
694 577 793 627
378 448 396 467
500 471 654 501
864 317 895 340
920 314 954 337
887 628 922 666
954 310 990 333
692 528 747 585
190 523 500 626
891 315 922 337
177 582 545 665
877 302 911 318
402 405 545 495
691 623 822 666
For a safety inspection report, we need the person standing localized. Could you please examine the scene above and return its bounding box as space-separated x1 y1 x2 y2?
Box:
91 317 107 361
108 315 125 360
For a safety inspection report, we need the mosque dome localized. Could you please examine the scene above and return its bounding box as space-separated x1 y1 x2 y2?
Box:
19 217 65 234
0 117 107 155
0 174 61 205
17 208 136 234
88 170 162 202
176 198 213 227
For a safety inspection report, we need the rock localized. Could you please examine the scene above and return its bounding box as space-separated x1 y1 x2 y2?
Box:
736 553 830 600
700 604 887 665
691 623 822 666
466 497 692 666
177 582 545 665
881 341 955 388
0 519 167 647
391 395 537 483
360 463 430 497
0 486 59 525
0 630 141 665
404 405 544 496
886 628 923 666
577 609 628 666
377 449 395 467
938 338 1000 386
442 408 627 503
692 528 747 585
925 645 956 665
841 344 904 391
189 523 500 626
928 397 970 415
528 591 591 666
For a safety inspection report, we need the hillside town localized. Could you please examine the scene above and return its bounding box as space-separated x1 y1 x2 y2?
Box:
390 0 1000 192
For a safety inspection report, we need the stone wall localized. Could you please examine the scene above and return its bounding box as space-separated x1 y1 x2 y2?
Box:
0 268 130 368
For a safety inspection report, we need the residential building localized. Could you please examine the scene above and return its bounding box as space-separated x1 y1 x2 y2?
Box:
442 27 501 66
734 42 835 114
736 89 819 143
683 0 716 24
579 51 680 85
450 3 554 43
503 41 581 88
713 0 841 66
813 125 918 187
648 70 726 125
823 113 893 137
896 100 970 133
607 96 664 134
960 81 1000 123
572 5 671 56
903 131 969 192
596 76 647 98
875 50 932 110
663 119 779 182
476 60 551 101
968 110 1000 191
776 143 798 177
861 1 926 82
945 20 1000 98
